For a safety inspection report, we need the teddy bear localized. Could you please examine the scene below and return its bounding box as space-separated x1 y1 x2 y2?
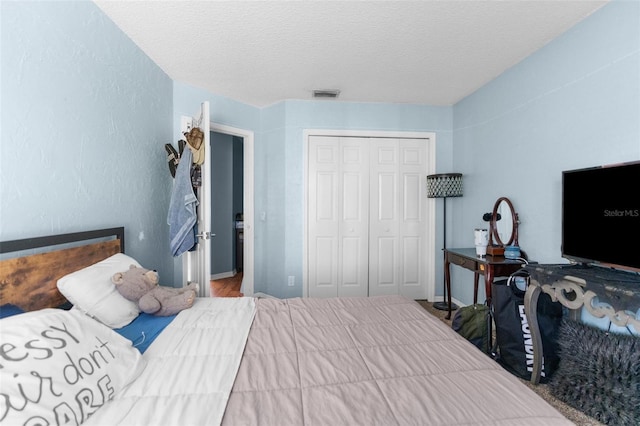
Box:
112 265 199 316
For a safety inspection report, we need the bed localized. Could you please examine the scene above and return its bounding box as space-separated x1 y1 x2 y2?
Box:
0 228 573 425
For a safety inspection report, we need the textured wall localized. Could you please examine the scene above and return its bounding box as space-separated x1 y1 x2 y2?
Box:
1 1 175 282
6 1 634 304
172 82 453 299
171 81 261 286
210 132 234 275
451 0 640 304
257 100 453 299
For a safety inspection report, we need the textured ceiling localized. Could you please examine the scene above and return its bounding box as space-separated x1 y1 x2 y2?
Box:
94 1 609 107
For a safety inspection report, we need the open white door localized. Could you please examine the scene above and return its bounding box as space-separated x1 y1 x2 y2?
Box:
183 101 211 297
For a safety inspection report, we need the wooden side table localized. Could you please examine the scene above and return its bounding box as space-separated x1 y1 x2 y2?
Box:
523 264 640 384
443 248 527 319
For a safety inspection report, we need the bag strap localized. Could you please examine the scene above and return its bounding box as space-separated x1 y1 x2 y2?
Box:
506 268 531 298
489 298 499 359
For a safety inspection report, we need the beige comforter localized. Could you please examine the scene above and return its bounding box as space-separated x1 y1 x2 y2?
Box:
222 295 571 425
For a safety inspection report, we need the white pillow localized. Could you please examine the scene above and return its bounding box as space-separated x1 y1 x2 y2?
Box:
57 253 141 328
0 308 147 425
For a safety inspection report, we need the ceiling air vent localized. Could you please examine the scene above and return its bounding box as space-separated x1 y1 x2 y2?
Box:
313 89 340 99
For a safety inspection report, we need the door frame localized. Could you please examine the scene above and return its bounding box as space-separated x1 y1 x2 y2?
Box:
210 122 255 296
302 129 437 300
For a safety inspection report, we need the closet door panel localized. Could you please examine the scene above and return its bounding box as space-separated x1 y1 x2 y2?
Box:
376 237 397 284
308 135 429 299
369 139 400 296
341 237 362 287
402 236 421 285
398 140 428 299
338 139 369 297
403 174 421 221
308 136 369 297
313 237 336 289
377 173 397 220
308 137 340 297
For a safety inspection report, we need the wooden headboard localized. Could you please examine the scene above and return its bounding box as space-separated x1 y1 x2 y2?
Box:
0 227 124 311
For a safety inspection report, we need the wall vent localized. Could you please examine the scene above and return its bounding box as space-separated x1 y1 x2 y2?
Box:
313 89 340 99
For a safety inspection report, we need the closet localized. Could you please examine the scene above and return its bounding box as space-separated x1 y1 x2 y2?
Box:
307 135 431 299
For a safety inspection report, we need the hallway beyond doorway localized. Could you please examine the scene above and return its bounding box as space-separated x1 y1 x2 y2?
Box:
210 273 243 297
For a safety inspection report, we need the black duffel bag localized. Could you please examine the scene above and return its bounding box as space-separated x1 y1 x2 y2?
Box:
491 274 563 382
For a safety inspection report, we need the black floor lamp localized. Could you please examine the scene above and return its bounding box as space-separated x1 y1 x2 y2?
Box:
427 173 463 311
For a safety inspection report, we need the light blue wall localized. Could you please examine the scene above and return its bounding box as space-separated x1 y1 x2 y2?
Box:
210 132 234 275
257 101 453 298
209 131 245 276
450 0 640 304
170 81 261 284
254 102 288 297
4 1 637 305
173 81 262 133
171 86 453 298
232 136 244 219
0 1 175 281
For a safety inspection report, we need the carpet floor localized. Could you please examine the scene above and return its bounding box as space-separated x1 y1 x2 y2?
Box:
416 300 604 426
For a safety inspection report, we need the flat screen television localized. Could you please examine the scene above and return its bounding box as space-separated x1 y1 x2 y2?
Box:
562 161 640 272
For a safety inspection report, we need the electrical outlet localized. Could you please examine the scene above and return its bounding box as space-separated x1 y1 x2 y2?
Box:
288 276 295 286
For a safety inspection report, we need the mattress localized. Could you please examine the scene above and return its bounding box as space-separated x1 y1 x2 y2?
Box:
223 295 572 425
86 295 571 425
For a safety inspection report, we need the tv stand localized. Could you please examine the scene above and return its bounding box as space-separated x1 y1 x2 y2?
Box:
558 262 591 269
523 263 640 384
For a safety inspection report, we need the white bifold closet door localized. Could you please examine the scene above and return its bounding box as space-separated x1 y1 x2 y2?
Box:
308 136 428 299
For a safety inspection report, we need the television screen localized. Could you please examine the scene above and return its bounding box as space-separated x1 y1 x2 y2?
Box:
562 161 640 271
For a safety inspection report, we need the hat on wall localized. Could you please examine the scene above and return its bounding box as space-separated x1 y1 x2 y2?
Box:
185 127 205 165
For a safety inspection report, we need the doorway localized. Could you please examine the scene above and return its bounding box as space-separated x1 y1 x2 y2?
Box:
210 132 243 278
209 123 255 296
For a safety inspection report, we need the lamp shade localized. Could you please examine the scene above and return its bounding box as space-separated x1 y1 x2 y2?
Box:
426 173 463 198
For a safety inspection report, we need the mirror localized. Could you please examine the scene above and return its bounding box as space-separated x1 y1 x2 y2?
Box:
495 200 515 245
488 197 519 254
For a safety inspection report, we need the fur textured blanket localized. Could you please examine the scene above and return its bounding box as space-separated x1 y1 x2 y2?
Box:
549 319 640 425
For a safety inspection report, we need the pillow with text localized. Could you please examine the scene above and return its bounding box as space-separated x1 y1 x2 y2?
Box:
0 308 146 425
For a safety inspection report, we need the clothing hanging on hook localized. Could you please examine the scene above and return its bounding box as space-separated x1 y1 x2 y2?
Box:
184 127 205 165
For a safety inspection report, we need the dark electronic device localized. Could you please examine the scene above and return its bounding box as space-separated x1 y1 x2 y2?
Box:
562 161 640 272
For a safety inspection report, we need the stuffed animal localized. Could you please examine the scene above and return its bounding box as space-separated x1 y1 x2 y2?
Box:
112 265 199 316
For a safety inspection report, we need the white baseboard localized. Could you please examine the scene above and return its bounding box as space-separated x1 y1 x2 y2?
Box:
210 270 237 280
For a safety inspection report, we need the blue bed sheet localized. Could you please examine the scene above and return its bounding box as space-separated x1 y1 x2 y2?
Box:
0 304 24 318
115 313 177 353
